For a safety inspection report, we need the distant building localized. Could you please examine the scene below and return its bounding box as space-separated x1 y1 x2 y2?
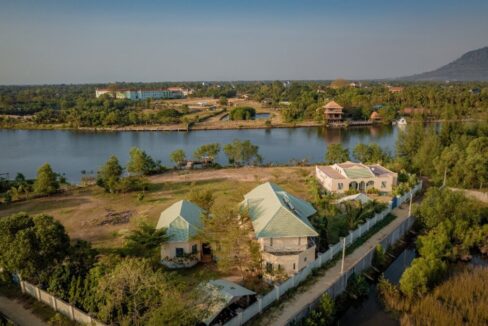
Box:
370 111 382 122
315 162 398 193
402 107 430 116
323 101 344 123
242 182 318 275
167 87 193 96
387 86 404 93
95 88 184 100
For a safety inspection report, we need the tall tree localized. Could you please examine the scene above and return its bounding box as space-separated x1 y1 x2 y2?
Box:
96 155 123 193
199 205 262 279
124 222 169 258
324 144 349 164
0 213 69 282
127 147 158 176
223 140 262 166
193 143 221 162
170 149 186 167
33 163 59 194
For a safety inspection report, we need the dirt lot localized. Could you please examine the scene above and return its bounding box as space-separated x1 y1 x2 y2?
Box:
0 167 314 248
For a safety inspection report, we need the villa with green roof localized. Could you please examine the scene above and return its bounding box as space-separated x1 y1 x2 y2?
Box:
156 200 209 268
242 182 319 275
315 161 397 194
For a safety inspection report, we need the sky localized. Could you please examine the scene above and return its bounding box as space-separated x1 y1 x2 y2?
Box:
0 0 487 84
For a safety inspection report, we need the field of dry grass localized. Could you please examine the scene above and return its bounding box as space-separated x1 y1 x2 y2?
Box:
0 167 314 248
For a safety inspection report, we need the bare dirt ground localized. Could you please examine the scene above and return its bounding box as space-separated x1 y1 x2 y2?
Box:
0 167 314 248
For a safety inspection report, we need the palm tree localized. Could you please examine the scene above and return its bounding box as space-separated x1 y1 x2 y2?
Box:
124 222 169 258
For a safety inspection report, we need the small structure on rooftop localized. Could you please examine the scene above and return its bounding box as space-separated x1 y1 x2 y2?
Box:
315 161 398 194
157 200 211 268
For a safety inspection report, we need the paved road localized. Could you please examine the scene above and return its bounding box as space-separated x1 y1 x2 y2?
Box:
0 296 46 326
263 203 411 326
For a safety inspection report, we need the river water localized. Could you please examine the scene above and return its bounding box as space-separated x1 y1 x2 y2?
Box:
0 125 399 182
338 247 416 326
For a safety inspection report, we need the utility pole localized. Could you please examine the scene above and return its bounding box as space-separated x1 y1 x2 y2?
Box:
408 192 413 216
340 237 346 274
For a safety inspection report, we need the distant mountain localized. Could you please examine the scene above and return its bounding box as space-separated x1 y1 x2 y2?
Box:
400 47 488 81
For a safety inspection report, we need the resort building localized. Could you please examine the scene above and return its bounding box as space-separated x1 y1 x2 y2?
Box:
242 182 319 275
387 85 404 93
156 200 210 268
95 88 184 100
167 87 193 96
323 101 344 123
315 162 398 194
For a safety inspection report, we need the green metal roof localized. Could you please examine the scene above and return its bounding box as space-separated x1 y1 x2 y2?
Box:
343 167 374 179
156 200 203 242
243 182 318 238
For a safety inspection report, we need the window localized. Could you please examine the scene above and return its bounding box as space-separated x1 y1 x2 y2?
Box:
175 248 184 257
266 262 273 273
192 244 198 254
298 237 301 245
381 181 387 189
338 183 343 190
293 263 296 270
304 257 307 262
270 238 273 247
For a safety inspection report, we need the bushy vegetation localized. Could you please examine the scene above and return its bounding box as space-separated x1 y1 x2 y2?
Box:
228 106 256 120
2 81 488 128
401 267 488 326
0 212 207 325
378 188 488 321
396 121 488 188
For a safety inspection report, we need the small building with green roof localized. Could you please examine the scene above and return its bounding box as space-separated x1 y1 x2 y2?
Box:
242 182 319 275
157 200 208 268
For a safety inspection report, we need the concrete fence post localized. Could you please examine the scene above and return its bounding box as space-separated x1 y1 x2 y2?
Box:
238 311 243 325
51 296 57 310
319 254 323 266
70 305 75 320
258 297 263 313
20 280 26 294
275 285 280 300
36 287 41 300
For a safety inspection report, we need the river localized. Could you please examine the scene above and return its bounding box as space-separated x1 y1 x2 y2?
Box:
0 125 399 182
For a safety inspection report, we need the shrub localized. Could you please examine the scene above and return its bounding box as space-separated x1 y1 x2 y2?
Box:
229 106 256 120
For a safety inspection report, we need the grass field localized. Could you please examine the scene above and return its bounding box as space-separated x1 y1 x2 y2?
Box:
0 166 314 248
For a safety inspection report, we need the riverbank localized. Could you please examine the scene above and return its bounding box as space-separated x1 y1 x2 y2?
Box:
1 118 481 132
0 118 324 132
